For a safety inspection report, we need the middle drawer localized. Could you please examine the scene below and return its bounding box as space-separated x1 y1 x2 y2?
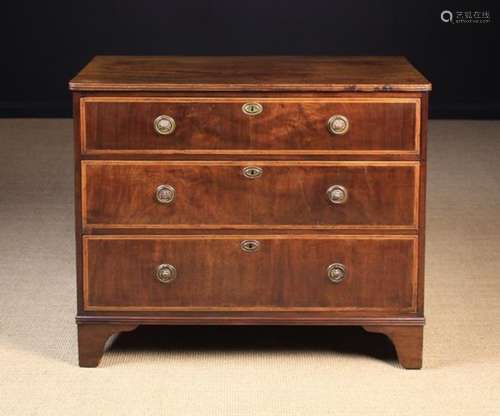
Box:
82 161 418 230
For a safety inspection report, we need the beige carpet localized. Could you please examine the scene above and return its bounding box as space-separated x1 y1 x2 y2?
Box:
0 119 499 415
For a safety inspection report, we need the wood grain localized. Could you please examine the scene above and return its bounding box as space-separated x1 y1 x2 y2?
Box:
81 97 419 155
71 56 430 368
363 325 423 369
77 323 138 367
69 56 431 92
82 161 419 230
417 93 429 314
83 235 417 312
76 314 425 326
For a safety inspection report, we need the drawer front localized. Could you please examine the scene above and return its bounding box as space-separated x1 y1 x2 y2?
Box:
82 161 418 229
83 236 417 312
81 97 419 155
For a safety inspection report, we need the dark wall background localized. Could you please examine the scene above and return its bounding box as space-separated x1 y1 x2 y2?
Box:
1 0 499 118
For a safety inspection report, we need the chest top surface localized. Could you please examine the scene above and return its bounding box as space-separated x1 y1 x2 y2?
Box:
69 56 431 92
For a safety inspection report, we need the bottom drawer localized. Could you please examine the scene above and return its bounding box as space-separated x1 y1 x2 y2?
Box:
83 235 417 313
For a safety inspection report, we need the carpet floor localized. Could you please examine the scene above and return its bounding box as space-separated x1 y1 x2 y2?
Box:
0 119 499 415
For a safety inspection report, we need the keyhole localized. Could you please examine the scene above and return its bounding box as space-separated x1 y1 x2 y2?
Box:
242 102 263 116
243 166 263 179
241 240 260 252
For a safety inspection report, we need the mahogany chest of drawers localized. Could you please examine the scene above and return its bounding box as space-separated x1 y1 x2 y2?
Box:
70 56 431 368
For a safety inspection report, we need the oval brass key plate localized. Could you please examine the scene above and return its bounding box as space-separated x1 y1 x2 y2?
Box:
240 240 260 252
242 166 263 179
242 102 263 116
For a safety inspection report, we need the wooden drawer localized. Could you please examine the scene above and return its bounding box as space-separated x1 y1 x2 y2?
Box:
82 161 419 230
80 97 420 155
83 235 417 312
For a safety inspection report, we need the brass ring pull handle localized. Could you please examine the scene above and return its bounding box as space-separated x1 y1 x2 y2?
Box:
154 115 176 135
242 102 263 116
327 115 349 135
326 185 348 204
242 166 263 179
327 263 346 283
155 184 175 204
156 263 177 283
240 240 260 252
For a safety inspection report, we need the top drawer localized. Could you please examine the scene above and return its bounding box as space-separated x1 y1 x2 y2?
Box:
80 97 420 156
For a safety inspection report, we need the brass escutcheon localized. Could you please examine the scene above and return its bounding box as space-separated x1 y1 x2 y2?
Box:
242 166 263 179
240 240 260 252
242 102 263 116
